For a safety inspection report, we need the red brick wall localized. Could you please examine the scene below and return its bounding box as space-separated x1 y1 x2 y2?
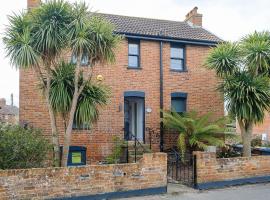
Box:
0 153 167 200
19 39 224 163
194 151 270 184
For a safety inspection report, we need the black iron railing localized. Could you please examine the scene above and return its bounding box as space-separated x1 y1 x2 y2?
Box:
130 134 149 162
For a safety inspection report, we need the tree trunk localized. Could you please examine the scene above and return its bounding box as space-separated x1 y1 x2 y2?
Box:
44 84 60 167
33 67 60 167
238 119 253 157
61 58 82 167
61 92 79 167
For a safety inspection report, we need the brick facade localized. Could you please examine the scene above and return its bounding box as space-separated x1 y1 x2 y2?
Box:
19 39 224 163
19 0 224 164
194 151 270 189
0 153 167 200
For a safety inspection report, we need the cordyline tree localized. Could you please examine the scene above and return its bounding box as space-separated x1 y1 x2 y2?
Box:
206 31 270 157
3 0 120 166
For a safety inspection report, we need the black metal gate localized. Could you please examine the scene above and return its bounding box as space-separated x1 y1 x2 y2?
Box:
167 149 197 188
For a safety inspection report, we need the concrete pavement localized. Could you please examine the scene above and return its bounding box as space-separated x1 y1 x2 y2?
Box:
116 183 270 200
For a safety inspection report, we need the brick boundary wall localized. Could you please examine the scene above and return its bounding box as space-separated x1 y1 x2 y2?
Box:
194 151 270 189
0 153 167 200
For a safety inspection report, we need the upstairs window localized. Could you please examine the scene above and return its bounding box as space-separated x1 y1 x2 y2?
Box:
171 92 187 113
71 52 89 66
170 44 185 71
128 40 140 68
72 119 91 130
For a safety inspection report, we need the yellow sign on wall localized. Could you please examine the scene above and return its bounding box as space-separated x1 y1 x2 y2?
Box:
72 152 82 164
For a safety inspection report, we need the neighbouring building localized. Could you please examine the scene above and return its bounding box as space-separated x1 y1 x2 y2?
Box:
236 114 270 142
20 0 224 164
0 95 19 124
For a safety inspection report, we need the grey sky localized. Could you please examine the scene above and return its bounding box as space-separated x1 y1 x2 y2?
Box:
1 0 270 106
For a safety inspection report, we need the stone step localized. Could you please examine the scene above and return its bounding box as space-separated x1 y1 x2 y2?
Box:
128 149 151 155
128 155 143 163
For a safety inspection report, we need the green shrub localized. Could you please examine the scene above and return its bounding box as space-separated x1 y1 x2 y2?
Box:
0 124 51 169
217 145 241 158
251 137 262 147
105 136 127 164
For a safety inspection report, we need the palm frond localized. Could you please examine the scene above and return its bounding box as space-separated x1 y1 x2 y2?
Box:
3 12 40 68
205 42 240 78
163 110 227 154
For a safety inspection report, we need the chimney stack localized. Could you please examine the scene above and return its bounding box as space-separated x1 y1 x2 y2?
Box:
11 94 14 106
184 7 203 27
27 0 41 10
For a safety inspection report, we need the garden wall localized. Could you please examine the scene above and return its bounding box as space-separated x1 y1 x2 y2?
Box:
0 153 167 200
194 151 270 189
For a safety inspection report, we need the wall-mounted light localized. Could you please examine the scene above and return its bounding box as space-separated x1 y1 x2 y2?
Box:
146 107 152 113
97 75 103 81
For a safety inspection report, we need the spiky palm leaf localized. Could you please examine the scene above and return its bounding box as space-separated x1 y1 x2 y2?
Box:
220 72 270 124
68 2 121 66
30 0 72 60
205 42 240 78
3 12 40 68
241 31 270 75
163 111 228 158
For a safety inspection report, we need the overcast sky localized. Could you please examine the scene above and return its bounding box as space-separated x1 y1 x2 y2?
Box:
1 0 270 106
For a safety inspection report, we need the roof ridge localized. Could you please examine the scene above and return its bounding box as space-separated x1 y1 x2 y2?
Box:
97 12 187 24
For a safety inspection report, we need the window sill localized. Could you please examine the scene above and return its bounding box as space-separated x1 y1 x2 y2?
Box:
170 69 188 73
72 129 91 131
127 66 142 70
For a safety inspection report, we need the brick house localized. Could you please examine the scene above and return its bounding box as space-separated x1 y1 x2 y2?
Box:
20 0 224 164
0 97 19 124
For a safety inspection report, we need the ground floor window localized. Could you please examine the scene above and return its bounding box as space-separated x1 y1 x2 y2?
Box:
171 92 187 113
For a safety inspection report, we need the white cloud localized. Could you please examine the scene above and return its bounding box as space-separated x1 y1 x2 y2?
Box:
0 0 269 106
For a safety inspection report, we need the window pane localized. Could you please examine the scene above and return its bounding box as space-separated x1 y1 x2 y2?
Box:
128 56 139 67
171 59 184 70
171 98 186 113
129 43 139 55
81 54 89 66
71 54 77 64
71 152 82 164
171 47 183 58
71 53 89 66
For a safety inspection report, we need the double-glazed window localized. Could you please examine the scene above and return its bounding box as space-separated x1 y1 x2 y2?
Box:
128 40 140 68
71 52 89 66
171 92 187 113
170 44 185 71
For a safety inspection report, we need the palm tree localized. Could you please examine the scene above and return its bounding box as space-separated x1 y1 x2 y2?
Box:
3 1 73 166
163 111 227 158
205 31 270 157
60 3 121 166
3 1 121 167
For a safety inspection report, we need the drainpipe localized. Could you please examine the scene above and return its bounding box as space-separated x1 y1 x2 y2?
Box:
159 41 164 152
